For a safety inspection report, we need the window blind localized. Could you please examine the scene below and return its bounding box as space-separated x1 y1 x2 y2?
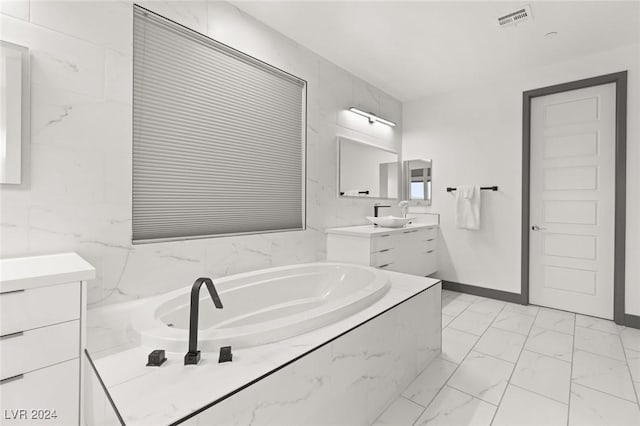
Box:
132 5 306 243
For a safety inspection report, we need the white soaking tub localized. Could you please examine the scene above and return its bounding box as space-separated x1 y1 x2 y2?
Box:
131 262 390 352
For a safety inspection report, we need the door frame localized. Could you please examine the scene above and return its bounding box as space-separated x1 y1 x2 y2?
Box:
521 71 628 324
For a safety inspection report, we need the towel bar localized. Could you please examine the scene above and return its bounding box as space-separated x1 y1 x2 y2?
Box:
446 186 498 192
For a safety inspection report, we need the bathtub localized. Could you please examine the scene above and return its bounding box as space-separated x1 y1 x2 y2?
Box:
131 263 391 352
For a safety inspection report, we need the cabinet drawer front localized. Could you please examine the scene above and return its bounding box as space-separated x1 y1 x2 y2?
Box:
0 282 80 335
370 234 395 252
422 239 437 253
401 227 437 241
0 358 79 426
422 227 438 240
1 320 79 380
423 251 438 276
370 249 395 268
400 228 423 239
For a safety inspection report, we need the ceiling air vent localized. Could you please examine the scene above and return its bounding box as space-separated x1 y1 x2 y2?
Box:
498 5 532 27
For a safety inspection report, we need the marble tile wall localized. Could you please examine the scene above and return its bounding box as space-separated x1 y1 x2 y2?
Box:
181 284 441 425
0 1 403 307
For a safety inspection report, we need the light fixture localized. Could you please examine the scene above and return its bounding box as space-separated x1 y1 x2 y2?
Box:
348 107 397 127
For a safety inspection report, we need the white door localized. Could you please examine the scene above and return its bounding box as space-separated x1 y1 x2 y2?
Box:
529 83 616 319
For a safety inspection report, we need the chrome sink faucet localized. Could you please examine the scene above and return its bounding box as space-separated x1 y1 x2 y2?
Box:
184 277 223 365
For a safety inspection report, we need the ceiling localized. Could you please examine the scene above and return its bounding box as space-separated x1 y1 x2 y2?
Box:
233 1 640 101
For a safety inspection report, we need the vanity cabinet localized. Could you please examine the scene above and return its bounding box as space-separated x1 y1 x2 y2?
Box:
0 253 95 426
326 224 438 276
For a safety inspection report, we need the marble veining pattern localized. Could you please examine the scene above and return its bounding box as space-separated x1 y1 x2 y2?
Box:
0 1 403 319
374 290 640 426
86 273 440 426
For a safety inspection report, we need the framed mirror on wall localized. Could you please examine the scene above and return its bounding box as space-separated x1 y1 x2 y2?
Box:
403 159 432 205
338 136 399 199
1 40 29 186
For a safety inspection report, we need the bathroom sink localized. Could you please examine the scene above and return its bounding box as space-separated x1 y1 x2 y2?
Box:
366 216 414 228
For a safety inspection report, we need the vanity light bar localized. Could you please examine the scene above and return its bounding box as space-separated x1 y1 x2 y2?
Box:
348 107 397 127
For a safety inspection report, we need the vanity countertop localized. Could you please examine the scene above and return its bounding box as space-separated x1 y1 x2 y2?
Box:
0 252 95 292
326 222 438 237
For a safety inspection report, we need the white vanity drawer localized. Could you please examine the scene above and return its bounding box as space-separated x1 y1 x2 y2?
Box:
400 228 423 238
422 238 437 253
370 233 395 252
0 282 80 336
422 226 438 240
422 251 438 276
370 249 395 268
0 358 79 426
1 320 79 380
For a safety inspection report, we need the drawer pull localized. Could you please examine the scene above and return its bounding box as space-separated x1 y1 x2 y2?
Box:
0 331 24 340
378 263 393 268
0 374 24 385
0 289 25 295
378 248 391 253
424 250 435 254
403 229 419 233
427 238 435 242
379 234 391 238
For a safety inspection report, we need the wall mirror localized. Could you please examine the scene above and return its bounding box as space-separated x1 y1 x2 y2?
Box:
403 159 432 205
1 40 29 185
338 136 399 199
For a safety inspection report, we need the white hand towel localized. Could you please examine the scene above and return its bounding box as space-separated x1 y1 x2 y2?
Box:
455 185 481 230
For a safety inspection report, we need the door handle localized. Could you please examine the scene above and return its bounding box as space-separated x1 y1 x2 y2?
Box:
531 225 547 231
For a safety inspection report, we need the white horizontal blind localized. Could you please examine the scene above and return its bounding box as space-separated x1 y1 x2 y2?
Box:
133 6 306 243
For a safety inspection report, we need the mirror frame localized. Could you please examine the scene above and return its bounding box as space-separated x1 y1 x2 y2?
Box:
0 40 30 187
337 136 399 200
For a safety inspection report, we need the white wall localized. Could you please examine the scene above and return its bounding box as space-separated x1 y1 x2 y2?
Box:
0 1 402 306
403 43 640 315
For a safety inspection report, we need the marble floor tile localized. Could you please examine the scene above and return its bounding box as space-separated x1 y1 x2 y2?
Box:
466 299 505 316
501 302 539 317
572 349 637 402
491 310 535 336
534 307 575 335
473 327 526 363
442 299 471 317
492 385 568 426
372 396 424 426
619 327 640 352
574 326 626 361
447 351 514 405
569 383 640 426
442 314 455 328
442 290 457 300
625 347 640 382
416 292 640 426
510 350 571 403
414 386 496 426
449 292 482 304
402 357 458 407
524 326 574 362
575 314 619 334
448 310 496 336
441 328 479 364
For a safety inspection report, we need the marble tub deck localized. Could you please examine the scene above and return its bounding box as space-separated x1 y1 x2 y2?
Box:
90 270 441 425
374 290 640 426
